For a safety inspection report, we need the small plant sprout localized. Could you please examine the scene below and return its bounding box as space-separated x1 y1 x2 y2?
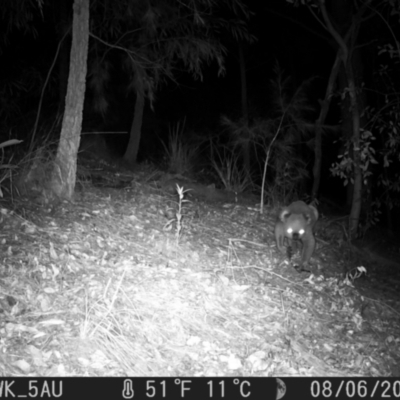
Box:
163 184 191 243
175 184 191 242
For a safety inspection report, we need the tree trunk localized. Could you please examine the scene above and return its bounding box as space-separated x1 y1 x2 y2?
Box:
123 89 145 165
238 42 250 173
346 63 362 238
239 42 248 123
312 50 341 199
319 0 367 238
50 0 89 199
56 0 70 112
337 65 354 208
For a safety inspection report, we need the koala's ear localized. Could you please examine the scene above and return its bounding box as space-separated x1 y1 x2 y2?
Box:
279 209 291 222
309 205 319 221
303 213 312 225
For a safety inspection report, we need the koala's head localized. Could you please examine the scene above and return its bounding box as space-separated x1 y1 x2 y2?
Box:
280 211 311 240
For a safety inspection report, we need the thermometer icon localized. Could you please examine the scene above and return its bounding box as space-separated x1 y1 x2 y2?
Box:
122 379 134 399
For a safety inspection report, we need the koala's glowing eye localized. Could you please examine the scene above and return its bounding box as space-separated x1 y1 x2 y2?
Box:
287 228 293 234
299 229 305 235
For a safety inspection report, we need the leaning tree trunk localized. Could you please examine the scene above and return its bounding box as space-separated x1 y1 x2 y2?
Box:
123 88 145 165
50 0 89 199
319 0 366 238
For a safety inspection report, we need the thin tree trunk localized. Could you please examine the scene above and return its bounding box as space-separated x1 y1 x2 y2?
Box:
123 89 145 165
346 63 362 238
50 0 89 199
319 0 365 238
312 50 341 199
238 42 250 173
239 42 248 123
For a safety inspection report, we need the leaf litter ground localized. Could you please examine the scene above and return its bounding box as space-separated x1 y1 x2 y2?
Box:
0 171 399 376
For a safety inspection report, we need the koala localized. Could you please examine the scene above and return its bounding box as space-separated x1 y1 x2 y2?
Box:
274 201 319 272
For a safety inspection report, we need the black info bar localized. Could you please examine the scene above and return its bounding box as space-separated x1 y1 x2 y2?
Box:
0 377 398 399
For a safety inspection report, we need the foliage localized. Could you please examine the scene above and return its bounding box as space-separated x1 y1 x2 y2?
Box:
367 99 400 220
330 36 400 232
210 145 253 193
331 95 400 235
330 130 378 187
286 0 400 235
0 0 43 41
162 119 199 175
266 151 309 205
221 65 314 205
220 115 260 156
372 101 400 208
89 0 255 111
330 128 382 236
0 139 23 197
